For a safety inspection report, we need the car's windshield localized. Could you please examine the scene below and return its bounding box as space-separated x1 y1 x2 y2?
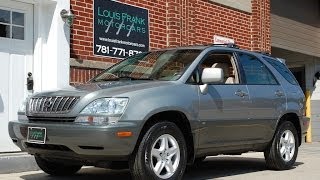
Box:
92 49 201 82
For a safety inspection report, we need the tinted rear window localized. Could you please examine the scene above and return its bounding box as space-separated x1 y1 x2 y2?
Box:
263 57 298 85
238 53 278 85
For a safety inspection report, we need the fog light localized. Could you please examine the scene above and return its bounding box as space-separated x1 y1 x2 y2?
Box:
75 116 107 125
75 116 119 125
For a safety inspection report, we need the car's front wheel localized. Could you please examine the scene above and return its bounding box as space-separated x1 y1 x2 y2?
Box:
35 156 82 176
264 121 298 170
130 121 187 180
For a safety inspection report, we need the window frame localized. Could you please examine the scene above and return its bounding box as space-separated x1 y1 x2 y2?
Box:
0 8 25 40
236 52 280 85
187 50 244 85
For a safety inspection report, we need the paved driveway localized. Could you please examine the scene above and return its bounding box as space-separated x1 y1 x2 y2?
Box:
1 143 319 180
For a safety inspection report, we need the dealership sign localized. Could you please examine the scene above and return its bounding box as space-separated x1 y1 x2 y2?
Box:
213 35 234 44
94 0 149 58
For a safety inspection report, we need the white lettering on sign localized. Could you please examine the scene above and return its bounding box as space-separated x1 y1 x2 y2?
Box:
96 44 142 57
213 35 235 44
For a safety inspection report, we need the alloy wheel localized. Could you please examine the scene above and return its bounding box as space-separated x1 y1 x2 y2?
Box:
150 134 180 179
279 130 295 162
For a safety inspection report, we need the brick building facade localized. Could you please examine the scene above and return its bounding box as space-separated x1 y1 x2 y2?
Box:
70 0 270 84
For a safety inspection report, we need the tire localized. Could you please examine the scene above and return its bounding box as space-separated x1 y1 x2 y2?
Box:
129 122 187 180
35 156 82 176
264 121 299 170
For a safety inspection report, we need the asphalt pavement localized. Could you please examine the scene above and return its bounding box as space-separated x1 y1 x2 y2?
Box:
0 142 319 180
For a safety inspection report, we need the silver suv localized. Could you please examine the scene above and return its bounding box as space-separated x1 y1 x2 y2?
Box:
9 44 310 179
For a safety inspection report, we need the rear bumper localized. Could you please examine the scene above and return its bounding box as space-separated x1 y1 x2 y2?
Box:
8 120 141 160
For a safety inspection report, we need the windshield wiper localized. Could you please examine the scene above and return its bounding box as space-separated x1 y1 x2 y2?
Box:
93 76 154 82
92 78 119 82
117 76 155 81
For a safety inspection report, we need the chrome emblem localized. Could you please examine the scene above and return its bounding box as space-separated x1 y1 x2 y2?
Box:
44 100 53 108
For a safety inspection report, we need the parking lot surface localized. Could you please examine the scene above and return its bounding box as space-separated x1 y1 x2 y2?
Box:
0 143 319 180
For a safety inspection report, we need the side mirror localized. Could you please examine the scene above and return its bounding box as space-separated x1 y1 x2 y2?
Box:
201 68 224 84
200 68 224 94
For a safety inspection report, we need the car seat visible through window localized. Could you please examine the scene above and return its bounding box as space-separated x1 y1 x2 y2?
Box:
211 63 235 84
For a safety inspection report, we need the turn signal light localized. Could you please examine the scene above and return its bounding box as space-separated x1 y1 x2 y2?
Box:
117 131 133 138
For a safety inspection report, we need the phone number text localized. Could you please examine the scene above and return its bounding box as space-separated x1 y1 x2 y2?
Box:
95 45 142 57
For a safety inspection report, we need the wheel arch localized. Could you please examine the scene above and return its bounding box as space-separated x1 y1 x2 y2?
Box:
276 113 302 146
132 110 195 164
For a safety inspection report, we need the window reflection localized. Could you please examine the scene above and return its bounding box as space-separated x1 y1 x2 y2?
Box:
12 26 24 40
0 9 10 23
0 24 10 38
12 12 24 26
0 9 25 40
238 53 277 85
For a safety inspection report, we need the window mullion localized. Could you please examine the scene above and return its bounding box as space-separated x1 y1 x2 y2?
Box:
10 10 12 39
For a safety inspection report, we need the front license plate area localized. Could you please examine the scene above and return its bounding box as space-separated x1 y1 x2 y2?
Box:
27 127 46 144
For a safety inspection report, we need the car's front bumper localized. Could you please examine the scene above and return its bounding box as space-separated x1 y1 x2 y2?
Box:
8 120 141 160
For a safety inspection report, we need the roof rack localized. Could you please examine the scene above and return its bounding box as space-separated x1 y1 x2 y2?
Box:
276 57 286 64
255 51 271 56
211 43 239 49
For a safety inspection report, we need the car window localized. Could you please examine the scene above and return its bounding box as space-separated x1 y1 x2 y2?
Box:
92 49 201 82
238 53 278 85
194 52 239 84
263 57 298 85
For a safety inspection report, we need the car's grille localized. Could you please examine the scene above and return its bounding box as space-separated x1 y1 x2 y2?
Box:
28 96 80 114
27 116 76 123
25 143 72 151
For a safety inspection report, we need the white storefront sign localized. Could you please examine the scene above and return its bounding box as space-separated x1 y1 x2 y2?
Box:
213 35 235 44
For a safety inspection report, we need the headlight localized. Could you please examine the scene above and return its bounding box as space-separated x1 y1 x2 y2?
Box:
80 98 128 115
75 98 129 125
13 98 29 122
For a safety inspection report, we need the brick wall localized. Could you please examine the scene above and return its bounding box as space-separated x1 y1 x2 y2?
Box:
251 0 270 51
70 0 270 84
69 67 102 86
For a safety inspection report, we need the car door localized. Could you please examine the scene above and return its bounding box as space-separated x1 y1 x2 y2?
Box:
197 51 252 150
236 52 286 142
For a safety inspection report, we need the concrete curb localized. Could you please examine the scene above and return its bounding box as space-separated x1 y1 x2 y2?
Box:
0 152 39 174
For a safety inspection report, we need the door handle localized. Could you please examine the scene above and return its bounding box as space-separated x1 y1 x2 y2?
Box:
275 90 284 97
235 90 248 97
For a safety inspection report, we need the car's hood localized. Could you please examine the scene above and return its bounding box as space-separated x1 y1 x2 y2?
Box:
33 80 175 98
